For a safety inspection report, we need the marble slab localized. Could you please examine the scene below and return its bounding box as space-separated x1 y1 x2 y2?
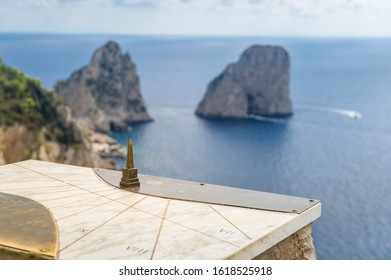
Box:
57 200 129 249
0 160 321 260
60 207 163 260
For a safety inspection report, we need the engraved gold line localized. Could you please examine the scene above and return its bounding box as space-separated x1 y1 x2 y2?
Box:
120 202 243 247
129 204 241 248
0 185 79 192
27 189 92 202
60 196 147 252
208 205 252 240
27 188 86 197
56 192 141 220
0 180 65 184
38 193 97 210
15 164 132 207
166 219 240 248
15 160 95 170
150 199 170 260
56 199 113 221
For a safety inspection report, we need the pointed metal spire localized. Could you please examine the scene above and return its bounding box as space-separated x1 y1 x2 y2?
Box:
126 139 134 169
120 138 140 188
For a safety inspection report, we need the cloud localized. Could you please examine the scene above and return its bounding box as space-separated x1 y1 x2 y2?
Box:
19 0 391 14
58 0 86 2
26 0 88 8
221 0 235 6
114 0 157 8
1 0 391 36
28 0 57 7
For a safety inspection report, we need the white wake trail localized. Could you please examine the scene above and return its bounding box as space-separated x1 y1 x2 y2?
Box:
296 106 362 119
245 114 288 123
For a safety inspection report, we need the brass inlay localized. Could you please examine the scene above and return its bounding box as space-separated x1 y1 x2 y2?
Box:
208 204 252 240
120 139 140 189
150 199 170 260
0 192 59 260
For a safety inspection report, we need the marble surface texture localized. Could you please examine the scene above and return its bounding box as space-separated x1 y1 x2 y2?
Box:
0 160 321 259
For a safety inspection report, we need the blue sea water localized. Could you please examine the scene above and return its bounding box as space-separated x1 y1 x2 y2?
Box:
1 34 391 260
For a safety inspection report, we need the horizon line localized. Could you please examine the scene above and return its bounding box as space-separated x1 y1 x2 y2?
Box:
0 31 391 39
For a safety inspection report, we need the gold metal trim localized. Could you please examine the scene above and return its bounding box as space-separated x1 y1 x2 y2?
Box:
0 192 59 260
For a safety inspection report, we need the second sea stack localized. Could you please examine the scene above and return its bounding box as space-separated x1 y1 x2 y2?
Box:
55 41 152 132
196 45 292 118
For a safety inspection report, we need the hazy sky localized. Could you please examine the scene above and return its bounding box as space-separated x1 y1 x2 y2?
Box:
1 0 391 36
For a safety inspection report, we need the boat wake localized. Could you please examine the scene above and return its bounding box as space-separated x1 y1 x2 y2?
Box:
245 106 361 124
296 106 362 119
245 114 288 123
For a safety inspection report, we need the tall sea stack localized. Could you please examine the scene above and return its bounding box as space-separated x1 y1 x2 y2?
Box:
196 45 292 118
56 41 151 132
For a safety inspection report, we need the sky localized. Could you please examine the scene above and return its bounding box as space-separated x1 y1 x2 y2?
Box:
1 0 391 37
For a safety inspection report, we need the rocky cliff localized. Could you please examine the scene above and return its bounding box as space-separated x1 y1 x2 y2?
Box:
196 45 292 118
55 41 151 133
0 123 114 168
0 57 115 168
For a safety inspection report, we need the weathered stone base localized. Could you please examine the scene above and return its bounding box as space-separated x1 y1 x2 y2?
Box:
253 224 316 260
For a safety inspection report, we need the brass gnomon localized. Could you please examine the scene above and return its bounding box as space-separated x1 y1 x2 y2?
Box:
120 139 140 189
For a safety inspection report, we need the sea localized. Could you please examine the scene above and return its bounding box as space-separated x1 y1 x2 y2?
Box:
1 33 391 260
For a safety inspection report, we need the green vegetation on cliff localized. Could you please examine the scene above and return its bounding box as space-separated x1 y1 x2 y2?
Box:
0 58 77 144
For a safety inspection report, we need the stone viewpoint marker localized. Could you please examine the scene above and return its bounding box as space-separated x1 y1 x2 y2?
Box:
56 41 151 133
0 160 320 259
196 45 292 118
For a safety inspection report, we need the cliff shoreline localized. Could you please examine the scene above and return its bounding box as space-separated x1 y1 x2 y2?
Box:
0 41 153 169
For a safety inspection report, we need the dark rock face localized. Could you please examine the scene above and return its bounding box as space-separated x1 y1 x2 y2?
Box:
56 41 152 132
196 45 292 118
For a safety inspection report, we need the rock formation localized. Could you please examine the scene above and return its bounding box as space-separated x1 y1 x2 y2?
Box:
254 224 317 260
55 41 151 133
0 57 116 168
196 45 292 118
0 123 115 169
